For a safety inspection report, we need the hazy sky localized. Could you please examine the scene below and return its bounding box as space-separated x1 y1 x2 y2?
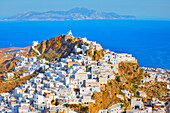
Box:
0 0 170 19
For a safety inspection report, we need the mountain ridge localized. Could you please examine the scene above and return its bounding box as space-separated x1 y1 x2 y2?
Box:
1 8 136 21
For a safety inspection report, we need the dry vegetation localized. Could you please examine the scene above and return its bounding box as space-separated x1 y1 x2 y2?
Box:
89 62 148 113
0 73 36 93
86 48 105 61
29 35 83 62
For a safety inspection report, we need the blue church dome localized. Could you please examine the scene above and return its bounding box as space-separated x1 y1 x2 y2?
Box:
72 63 79 66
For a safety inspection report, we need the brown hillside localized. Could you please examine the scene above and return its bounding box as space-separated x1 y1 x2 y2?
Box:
89 62 147 113
29 35 83 61
29 35 104 62
0 58 19 75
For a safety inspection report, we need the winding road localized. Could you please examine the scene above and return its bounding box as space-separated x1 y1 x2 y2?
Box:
32 46 41 56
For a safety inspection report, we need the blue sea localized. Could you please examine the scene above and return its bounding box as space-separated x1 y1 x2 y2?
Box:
0 20 170 69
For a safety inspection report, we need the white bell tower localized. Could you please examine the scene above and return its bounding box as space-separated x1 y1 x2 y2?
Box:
67 30 73 36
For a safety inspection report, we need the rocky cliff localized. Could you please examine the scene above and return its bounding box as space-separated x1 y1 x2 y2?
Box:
89 62 169 113
29 35 104 62
29 35 83 61
0 58 19 75
86 48 104 61
89 62 147 113
118 62 147 86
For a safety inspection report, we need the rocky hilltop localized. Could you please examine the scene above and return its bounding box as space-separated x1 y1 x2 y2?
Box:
2 8 136 21
0 33 104 75
29 34 104 61
29 35 82 59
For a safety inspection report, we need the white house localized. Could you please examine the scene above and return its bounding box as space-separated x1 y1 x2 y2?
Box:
131 97 144 109
107 103 122 113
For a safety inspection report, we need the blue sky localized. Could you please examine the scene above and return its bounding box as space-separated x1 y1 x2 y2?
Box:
0 0 170 19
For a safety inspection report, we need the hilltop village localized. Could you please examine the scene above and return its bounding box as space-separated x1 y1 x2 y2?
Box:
0 31 169 113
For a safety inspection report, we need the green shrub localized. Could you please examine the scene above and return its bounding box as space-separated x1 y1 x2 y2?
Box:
131 80 135 83
121 104 124 108
63 104 69 107
51 99 54 103
133 85 138 89
120 91 124 95
108 61 112 64
81 106 89 113
33 50 37 54
8 70 12 72
116 76 121 82
119 86 122 90
133 85 138 91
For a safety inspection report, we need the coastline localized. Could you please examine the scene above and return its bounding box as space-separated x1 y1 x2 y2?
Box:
0 46 30 52
0 46 30 64
0 20 169 69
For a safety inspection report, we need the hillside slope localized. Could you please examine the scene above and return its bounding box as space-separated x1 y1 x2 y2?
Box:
89 62 169 113
0 58 19 75
89 62 146 112
29 35 104 61
29 35 83 60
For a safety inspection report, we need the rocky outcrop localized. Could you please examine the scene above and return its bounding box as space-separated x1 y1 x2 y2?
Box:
146 82 169 99
29 35 83 61
89 62 147 113
86 48 104 61
0 58 19 74
90 62 170 113
118 62 147 85
29 35 105 62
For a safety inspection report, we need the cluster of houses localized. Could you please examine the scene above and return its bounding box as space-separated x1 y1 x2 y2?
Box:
4 54 49 81
100 96 167 113
0 32 169 113
141 67 170 90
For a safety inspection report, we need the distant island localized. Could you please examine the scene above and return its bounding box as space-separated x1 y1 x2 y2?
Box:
1 8 136 21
